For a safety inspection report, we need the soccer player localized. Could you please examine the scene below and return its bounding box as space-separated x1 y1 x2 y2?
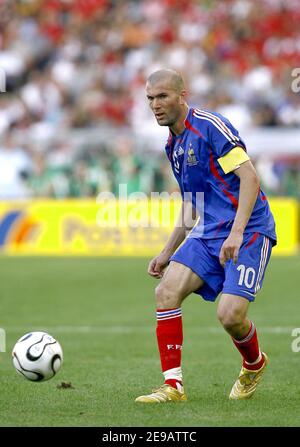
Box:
135 69 277 403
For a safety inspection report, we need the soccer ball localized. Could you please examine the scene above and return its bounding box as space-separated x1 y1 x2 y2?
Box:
12 332 63 382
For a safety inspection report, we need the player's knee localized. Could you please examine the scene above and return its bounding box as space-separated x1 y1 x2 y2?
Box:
217 306 244 331
155 282 182 309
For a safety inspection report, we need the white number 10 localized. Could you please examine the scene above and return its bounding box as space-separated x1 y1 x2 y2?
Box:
237 264 256 289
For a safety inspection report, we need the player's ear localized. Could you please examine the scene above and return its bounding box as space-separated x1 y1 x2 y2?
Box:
179 89 187 104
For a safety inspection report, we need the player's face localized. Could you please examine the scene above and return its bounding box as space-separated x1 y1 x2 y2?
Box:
146 81 183 127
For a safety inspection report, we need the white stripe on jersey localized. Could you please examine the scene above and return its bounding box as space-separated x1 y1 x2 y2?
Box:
195 109 239 142
193 109 239 144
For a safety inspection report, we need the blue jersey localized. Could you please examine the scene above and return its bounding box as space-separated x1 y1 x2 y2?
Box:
165 107 277 245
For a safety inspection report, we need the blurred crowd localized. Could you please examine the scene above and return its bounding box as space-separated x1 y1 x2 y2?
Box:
0 0 300 199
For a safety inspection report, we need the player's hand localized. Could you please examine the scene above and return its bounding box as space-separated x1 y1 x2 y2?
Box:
219 231 243 267
148 252 170 279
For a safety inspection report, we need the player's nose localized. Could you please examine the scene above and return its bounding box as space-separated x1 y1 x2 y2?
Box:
153 105 163 114
152 98 162 110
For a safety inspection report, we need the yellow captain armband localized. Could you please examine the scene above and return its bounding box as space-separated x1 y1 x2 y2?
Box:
217 146 250 174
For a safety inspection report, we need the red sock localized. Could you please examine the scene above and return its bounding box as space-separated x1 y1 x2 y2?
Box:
232 321 265 370
156 308 183 388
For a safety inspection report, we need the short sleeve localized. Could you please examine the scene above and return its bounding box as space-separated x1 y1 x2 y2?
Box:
205 112 247 159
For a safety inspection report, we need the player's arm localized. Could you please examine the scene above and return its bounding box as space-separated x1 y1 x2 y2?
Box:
203 116 257 266
148 200 197 278
219 158 260 266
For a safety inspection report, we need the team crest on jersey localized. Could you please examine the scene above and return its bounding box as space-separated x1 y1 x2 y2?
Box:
187 143 198 166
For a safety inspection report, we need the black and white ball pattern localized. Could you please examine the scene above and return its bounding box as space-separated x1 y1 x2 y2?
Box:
12 332 63 381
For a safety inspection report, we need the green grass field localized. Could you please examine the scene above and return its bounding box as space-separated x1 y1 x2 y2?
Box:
0 256 300 427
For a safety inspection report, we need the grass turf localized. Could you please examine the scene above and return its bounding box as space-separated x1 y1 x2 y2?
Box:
0 256 300 427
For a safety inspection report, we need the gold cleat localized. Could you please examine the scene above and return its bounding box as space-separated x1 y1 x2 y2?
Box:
229 352 269 400
135 384 187 403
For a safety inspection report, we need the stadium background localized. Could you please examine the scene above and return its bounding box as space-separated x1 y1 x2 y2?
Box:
0 0 300 428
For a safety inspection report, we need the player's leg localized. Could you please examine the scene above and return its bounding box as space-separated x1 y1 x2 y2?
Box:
135 260 204 403
155 260 204 385
217 293 265 369
217 293 268 400
217 233 273 399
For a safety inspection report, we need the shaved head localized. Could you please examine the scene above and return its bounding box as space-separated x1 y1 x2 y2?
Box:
147 69 185 93
146 68 188 134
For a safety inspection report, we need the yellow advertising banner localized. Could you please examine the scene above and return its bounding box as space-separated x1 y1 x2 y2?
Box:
268 197 299 255
0 198 298 256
